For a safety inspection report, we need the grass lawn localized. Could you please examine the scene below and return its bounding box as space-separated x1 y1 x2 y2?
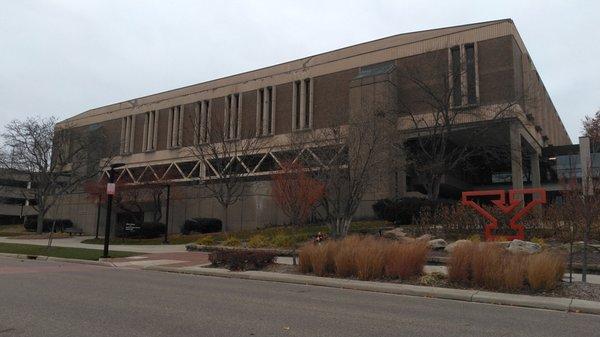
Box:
0 242 139 260
0 224 30 237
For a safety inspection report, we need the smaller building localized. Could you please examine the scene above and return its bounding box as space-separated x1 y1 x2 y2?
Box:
0 169 36 225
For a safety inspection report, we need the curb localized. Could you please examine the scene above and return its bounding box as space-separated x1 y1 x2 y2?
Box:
0 252 112 267
144 265 600 315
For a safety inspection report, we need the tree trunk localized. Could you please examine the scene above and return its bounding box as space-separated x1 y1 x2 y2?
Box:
223 204 229 232
36 210 44 234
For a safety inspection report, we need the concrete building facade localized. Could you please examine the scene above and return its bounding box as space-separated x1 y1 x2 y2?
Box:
53 19 571 234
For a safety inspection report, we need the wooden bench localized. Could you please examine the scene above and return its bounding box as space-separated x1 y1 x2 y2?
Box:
63 227 84 236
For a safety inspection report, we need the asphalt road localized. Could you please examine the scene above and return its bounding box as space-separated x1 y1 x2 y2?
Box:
1 257 599 337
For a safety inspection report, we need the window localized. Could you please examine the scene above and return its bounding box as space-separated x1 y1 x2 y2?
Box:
449 44 478 107
120 115 135 154
225 93 242 140
256 86 275 136
195 100 211 144
142 110 158 152
167 105 184 148
292 78 313 130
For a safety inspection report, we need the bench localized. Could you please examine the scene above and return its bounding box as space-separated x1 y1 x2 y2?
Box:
63 227 84 236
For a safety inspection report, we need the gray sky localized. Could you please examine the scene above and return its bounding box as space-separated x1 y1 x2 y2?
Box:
1 0 598 142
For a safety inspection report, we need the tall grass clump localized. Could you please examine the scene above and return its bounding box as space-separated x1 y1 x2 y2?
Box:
299 235 429 281
527 252 566 291
447 241 564 292
384 240 429 280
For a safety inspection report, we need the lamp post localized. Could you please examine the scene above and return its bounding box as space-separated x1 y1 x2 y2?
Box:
103 163 124 258
163 184 171 244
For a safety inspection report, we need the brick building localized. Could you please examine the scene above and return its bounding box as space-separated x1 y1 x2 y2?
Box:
53 19 571 234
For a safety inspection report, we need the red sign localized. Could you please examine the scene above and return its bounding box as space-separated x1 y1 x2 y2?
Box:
461 188 546 241
106 183 116 196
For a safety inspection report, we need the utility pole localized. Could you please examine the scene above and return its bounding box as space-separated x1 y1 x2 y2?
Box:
103 163 124 259
163 184 170 244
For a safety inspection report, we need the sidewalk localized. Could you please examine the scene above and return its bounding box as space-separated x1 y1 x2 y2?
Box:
0 236 187 254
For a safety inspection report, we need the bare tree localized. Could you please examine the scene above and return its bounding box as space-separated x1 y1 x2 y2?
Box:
396 51 525 200
298 109 390 237
190 121 268 232
0 116 111 233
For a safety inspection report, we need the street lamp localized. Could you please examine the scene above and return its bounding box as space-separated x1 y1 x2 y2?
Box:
163 183 171 244
103 163 125 258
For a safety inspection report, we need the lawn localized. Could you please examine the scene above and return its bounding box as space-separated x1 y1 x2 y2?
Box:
0 242 139 260
0 224 30 237
81 234 203 246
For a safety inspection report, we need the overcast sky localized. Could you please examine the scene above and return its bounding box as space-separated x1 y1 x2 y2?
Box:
1 0 598 142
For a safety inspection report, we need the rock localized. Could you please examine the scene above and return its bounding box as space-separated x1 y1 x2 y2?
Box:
507 239 541 254
428 239 447 250
383 228 408 240
444 239 472 253
416 234 432 242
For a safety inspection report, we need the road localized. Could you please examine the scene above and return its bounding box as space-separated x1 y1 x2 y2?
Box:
1 257 599 337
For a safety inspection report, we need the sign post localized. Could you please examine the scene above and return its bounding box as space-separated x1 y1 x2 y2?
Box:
103 164 124 259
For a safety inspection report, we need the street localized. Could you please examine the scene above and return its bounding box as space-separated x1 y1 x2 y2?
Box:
1 257 599 337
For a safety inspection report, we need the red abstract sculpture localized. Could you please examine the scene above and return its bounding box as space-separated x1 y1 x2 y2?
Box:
461 188 546 241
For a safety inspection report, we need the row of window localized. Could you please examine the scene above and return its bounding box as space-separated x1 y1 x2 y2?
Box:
449 43 478 107
119 79 314 154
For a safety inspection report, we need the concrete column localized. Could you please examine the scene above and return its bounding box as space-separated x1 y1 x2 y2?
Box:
230 95 238 139
152 111 159 150
124 116 131 154
292 82 298 130
530 152 541 188
178 105 184 146
199 102 207 143
510 122 523 191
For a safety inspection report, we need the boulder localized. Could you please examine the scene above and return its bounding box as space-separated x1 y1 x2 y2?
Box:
507 239 541 254
416 234 432 242
383 228 408 240
428 238 447 250
444 239 472 253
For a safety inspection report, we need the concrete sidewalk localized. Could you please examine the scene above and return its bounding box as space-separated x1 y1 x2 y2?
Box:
0 236 187 254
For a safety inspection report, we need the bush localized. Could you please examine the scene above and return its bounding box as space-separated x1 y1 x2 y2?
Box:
24 218 73 232
222 236 241 247
298 244 315 274
447 241 565 292
196 235 215 246
527 252 565 291
271 234 295 248
384 240 429 280
116 222 165 239
372 198 455 225
209 249 277 271
181 218 222 235
247 235 270 248
311 241 339 277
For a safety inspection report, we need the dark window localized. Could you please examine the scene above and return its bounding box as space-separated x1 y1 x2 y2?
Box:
451 46 461 107
304 79 311 127
465 44 477 104
294 81 301 129
267 86 273 134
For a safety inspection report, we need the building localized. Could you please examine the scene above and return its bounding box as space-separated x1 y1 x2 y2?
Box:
0 169 36 225
53 19 571 234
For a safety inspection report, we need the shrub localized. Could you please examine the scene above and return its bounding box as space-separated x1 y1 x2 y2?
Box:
116 222 165 239
527 252 565 291
271 234 295 248
24 218 74 232
209 249 277 271
222 236 241 247
196 235 215 246
247 235 270 248
467 234 481 242
384 240 429 280
334 236 361 277
181 218 222 235
372 198 455 225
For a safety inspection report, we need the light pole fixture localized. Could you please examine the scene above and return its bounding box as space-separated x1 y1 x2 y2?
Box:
103 163 125 259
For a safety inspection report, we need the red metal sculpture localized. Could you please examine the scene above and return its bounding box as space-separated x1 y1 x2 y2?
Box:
461 188 546 241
